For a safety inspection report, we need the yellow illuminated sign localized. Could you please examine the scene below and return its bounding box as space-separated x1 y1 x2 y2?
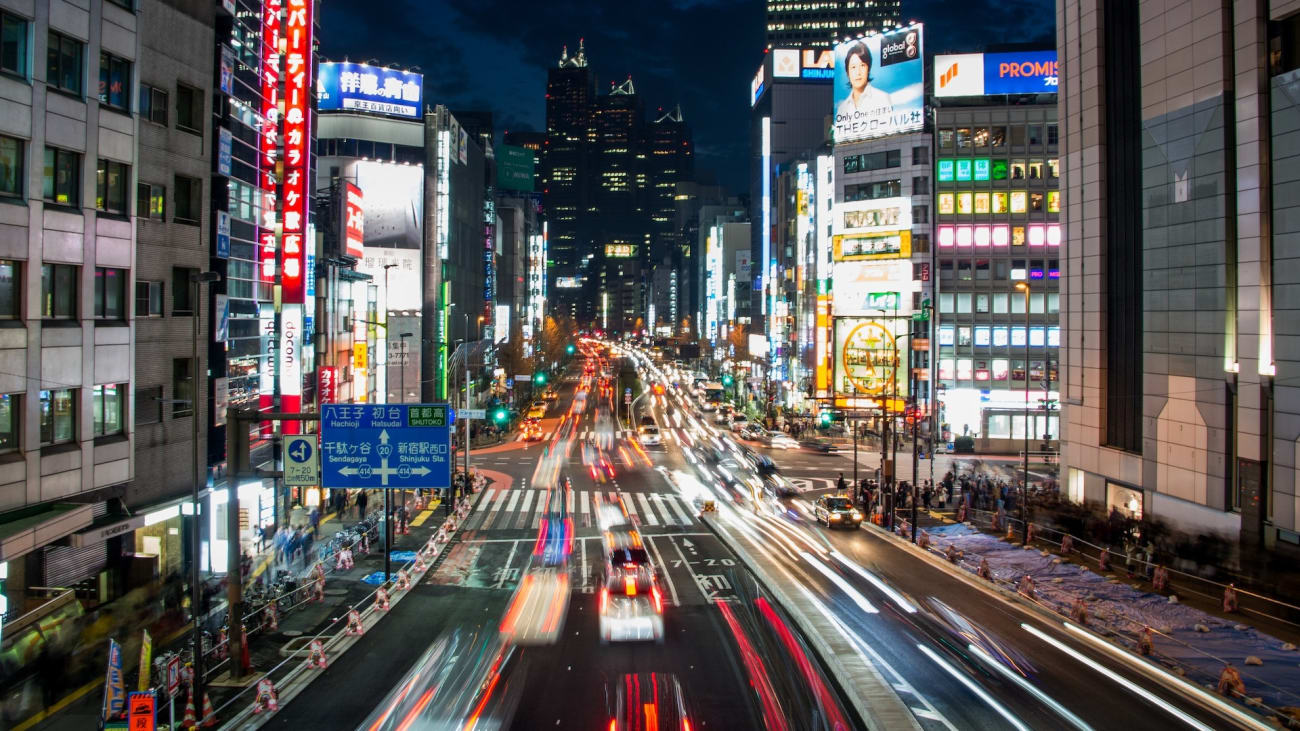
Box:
832 230 912 261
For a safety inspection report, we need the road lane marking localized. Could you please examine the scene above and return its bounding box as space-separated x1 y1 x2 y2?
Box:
636 493 659 525
645 535 681 606
504 488 523 514
496 540 519 589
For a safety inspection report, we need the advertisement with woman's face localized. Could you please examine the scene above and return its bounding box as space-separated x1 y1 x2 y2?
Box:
833 26 925 143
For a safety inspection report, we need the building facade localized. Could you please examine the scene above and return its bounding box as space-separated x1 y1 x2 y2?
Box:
765 0 901 48
541 41 594 323
932 105 1060 452
1058 0 1300 553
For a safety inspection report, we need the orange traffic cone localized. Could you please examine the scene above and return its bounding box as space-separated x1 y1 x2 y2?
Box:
183 687 198 728
201 691 218 728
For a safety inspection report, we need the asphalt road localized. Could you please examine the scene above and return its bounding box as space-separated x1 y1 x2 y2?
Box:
267 358 851 729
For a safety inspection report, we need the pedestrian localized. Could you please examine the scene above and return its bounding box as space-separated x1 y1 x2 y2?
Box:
356 490 369 520
836 472 847 494
309 505 321 537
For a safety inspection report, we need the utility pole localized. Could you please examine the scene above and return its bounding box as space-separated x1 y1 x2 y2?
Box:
1016 282 1031 546
188 271 219 708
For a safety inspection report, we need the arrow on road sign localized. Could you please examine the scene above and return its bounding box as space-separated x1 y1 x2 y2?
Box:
379 429 390 445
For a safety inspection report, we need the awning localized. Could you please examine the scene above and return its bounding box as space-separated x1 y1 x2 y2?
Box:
0 503 95 562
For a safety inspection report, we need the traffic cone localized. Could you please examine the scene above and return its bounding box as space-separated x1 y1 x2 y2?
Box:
347 608 363 635
201 691 217 728
183 687 198 728
375 587 390 611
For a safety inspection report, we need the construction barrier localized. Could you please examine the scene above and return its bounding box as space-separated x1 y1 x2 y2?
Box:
307 638 328 669
375 587 390 611
252 678 279 714
395 570 410 591
1217 664 1245 698
347 608 363 635
183 687 197 728
201 691 217 728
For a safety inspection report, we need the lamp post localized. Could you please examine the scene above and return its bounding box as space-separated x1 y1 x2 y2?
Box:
188 270 220 707
1015 281 1031 546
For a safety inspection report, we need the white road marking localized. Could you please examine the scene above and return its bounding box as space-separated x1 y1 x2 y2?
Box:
504 489 522 514
645 535 681 606
636 493 659 525
496 540 519 589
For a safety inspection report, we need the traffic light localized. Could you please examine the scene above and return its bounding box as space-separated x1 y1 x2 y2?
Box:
493 407 509 424
819 411 833 427
722 373 734 387
534 371 548 386
566 343 576 355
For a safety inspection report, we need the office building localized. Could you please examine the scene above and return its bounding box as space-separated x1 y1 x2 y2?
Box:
765 0 902 48
1058 1 1300 553
541 41 595 322
647 106 693 333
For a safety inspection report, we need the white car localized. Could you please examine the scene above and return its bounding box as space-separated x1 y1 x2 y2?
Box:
764 430 799 449
599 573 665 644
637 425 662 446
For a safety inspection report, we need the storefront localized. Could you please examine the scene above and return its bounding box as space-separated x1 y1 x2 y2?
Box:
206 479 275 574
1106 481 1144 521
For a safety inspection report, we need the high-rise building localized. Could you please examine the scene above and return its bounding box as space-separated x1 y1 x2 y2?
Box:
541 41 595 322
592 78 647 332
647 106 694 333
765 0 901 49
675 181 737 337
1058 1 1300 554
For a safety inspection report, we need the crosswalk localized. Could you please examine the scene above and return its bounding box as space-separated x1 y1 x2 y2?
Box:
463 487 698 532
515 429 638 442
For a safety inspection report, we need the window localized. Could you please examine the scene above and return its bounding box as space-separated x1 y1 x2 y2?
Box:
173 358 194 417
957 293 972 314
135 385 161 425
173 267 195 313
97 51 130 111
174 175 200 223
39 388 75 446
956 128 971 148
41 263 77 318
973 127 989 147
975 260 990 280
46 31 83 95
993 293 1008 313
1028 125 1043 146
137 182 164 219
913 233 929 253
93 267 125 319
136 280 162 317
176 83 202 134
229 180 259 223
1010 125 1026 147
92 384 123 436
990 126 1006 148
938 292 954 313
975 293 989 313
0 393 16 451
938 129 954 148
0 135 22 198
911 146 929 165
843 179 900 202
0 259 17 318
958 260 972 280
107 0 133 10
1047 125 1058 146
139 85 167 125
43 147 80 206
937 193 954 215
958 326 972 346
912 205 928 224
911 176 929 195
96 159 129 215
1 12 27 78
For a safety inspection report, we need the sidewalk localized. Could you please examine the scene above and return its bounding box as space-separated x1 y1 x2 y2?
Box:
18 490 465 731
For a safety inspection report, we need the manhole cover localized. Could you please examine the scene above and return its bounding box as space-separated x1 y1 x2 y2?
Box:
283 630 304 637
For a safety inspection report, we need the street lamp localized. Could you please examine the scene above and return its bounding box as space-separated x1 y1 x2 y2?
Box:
1015 281 1031 546
188 270 220 709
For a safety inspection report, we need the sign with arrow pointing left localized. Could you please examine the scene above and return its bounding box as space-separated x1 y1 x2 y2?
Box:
320 404 452 489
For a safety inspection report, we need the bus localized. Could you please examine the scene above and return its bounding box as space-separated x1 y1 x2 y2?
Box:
700 382 726 412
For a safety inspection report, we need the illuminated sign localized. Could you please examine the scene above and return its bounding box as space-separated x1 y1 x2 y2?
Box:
750 65 765 107
833 198 911 236
833 230 911 261
280 304 302 432
937 224 1061 247
604 244 636 258
772 48 836 80
281 0 312 304
831 260 914 316
833 318 909 400
258 0 281 293
316 62 422 118
344 182 365 259
555 276 582 289
318 366 338 404
832 25 924 143
934 51 1059 97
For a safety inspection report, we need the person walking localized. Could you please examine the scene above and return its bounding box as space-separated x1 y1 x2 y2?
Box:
356 490 369 521
836 472 848 494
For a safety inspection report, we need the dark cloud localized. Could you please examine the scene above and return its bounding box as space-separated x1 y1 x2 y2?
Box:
319 0 1055 193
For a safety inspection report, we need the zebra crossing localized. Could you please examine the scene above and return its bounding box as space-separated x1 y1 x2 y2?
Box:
514 429 638 443
464 487 699 533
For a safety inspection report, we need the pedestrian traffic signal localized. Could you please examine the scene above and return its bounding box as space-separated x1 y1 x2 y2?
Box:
819 411 833 427
566 343 576 355
722 374 734 387
493 407 508 424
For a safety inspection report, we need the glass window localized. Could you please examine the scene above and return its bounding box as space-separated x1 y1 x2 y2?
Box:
974 326 991 346
173 358 193 417
0 135 22 198
43 147 80 206
974 193 990 214
938 129 954 148
1010 191 1028 213
1010 125 1026 147
139 85 167 125
176 83 203 134
973 127 989 147
47 31 83 95
1047 191 1060 213
1030 293 1046 314
992 293 1008 314
39 388 75 445
94 267 125 319
0 259 18 318
1010 160 1026 180
914 233 930 253
957 192 973 214
1011 327 1027 347
992 192 1008 214
957 359 973 381
174 175 200 222
92 383 123 436
1027 161 1043 180
912 205 928 224
939 261 954 280
958 260 972 280
1047 158 1059 178
990 126 1006 148
958 327 972 346
1048 293 1060 314
956 128 971 148
173 267 194 313
97 51 130 111
229 180 260 223
988 414 1010 437
137 182 165 219
957 293 972 313
1012 226 1027 247
911 176 929 195
1047 125 1058 146
0 392 17 451
1030 192 1044 212
993 327 1009 347
937 193 954 215
1011 291 1027 314
41 263 77 318
1 12 28 78
1028 125 1043 145
938 359 954 380
135 385 162 425
975 260 990 280
938 292 954 313
136 280 162 317
938 326 955 346
1030 327 1046 347
96 159 129 215
912 146 929 165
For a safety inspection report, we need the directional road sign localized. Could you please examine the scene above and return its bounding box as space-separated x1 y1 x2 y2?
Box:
320 404 452 489
284 435 320 486
459 408 486 419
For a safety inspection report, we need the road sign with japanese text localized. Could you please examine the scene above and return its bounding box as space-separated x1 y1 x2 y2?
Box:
320 404 451 489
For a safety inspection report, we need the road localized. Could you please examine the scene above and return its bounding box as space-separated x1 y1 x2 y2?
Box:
265 353 851 729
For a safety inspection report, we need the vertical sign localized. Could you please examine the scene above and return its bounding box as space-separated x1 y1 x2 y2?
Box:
137 629 152 691
281 0 312 304
318 366 338 404
128 692 155 731
219 45 235 94
258 303 275 435
216 210 231 259
344 182 365 259
258 0 281 294
281 304 303 433
101 639 125 722
217 128 233 176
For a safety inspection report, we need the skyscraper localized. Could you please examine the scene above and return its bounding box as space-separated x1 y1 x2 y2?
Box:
647 106 694 332
592 78 647 331
765 0 902 48
542 41 595 321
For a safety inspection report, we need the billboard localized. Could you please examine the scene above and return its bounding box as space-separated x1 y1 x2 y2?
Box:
772 48 835 80
933 51 1058 97
750 65 765 107
317 62 423 118
832 25 924 143
496 145 534 192
494 305 510 343
833 317 909 400
832 260 913 316
343 182 364 259
831 198 912 261
555 276 582 289
605 244 636 258
347 161 422 249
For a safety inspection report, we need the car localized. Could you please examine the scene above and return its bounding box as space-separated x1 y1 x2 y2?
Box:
813 495 863 529
740 424 767 441
599 569 665 644
761 473 798 498
800 437 838 453
762 430 799 449
637 425 662 446
544 388 560 401
729 414 749 432
526 406 547 420
639 415 657 427
522 420 543 441
607 673 692 731
713 406 732 424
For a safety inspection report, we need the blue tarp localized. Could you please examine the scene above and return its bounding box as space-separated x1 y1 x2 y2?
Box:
925 523 1300 711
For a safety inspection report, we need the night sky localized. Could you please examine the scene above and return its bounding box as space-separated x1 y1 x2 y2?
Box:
319 0 1055 193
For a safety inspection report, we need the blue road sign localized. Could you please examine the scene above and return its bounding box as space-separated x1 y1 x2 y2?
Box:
320 404 452 489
